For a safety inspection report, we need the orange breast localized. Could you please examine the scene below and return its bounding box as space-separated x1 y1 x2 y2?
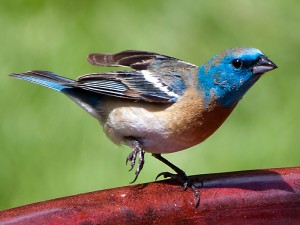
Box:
157 88 235 152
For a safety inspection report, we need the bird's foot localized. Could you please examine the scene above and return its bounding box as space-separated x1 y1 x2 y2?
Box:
126 139 145 183
156 170 201 207
152 153 201 207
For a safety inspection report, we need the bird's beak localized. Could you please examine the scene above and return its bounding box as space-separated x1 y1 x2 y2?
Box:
252 56 278 75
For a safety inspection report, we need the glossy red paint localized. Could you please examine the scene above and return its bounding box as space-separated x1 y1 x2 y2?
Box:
0 167 299 225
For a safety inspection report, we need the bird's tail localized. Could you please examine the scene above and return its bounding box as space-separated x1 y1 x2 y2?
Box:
9 70 74 91
10 70 102 118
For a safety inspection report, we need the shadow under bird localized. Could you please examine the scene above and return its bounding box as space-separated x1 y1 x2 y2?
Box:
10 47 277 206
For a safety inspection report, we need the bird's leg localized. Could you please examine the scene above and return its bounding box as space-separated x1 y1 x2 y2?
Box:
126 138 145 183
152 153 200 207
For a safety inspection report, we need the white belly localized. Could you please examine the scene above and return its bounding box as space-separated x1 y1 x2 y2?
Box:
106 106 184 153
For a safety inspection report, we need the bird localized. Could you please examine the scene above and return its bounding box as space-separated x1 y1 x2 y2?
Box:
10 47 277 206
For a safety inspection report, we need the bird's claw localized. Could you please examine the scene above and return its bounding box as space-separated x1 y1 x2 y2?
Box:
126 151 136 172
126 139 145 183
155 171 174 181
155 171 201 207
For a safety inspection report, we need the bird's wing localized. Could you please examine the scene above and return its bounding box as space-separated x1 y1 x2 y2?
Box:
71 70 181 103
87 50 195 70
74 50 197 103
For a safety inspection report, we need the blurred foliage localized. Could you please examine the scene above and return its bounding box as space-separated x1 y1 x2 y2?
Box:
0 0 299 210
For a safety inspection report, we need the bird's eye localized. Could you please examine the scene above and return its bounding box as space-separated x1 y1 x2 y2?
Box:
232 59 243 69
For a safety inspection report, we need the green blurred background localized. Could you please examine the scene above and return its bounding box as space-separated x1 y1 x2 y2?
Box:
0 0 299 210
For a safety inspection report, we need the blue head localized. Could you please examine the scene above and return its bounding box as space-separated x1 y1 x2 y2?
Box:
198 48 277 108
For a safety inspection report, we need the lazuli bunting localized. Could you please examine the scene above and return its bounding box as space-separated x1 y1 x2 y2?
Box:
10 48 277 205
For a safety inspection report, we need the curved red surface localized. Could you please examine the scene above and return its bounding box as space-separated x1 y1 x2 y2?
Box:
0 167 299 225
